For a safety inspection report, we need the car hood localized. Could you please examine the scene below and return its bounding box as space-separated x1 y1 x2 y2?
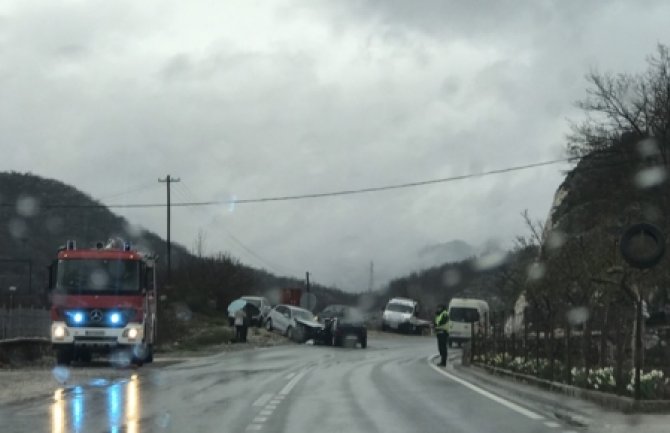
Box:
294 318 324 329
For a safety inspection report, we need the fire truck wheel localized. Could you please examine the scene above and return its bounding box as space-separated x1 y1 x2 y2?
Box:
145 345 154 363
55 347 73 366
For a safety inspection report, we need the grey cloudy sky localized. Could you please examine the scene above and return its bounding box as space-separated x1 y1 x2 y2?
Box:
2 0 669 291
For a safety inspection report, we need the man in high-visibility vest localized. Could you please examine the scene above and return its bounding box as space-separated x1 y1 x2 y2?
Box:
434 304 450 366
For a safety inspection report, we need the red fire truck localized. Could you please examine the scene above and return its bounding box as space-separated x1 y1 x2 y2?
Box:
49 239 157 366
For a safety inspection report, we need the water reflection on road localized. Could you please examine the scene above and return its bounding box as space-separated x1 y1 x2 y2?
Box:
51 374 140 433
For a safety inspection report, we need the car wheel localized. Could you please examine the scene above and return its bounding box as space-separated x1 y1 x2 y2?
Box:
334 336 343 347
360 337 367 349
381 323 388 332
448 340 453 348
266 319 273 331
286 326 293 339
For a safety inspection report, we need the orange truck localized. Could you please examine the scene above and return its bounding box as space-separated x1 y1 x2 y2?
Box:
281 288 302 306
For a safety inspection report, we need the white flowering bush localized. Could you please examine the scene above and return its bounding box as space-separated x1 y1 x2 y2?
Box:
586 367 617 392
626 369 669 399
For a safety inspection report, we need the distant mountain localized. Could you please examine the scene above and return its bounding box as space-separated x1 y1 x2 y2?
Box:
417 239 477 267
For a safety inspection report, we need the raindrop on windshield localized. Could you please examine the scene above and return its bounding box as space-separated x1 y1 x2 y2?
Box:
132 344 148 360
442 269 461 287
125 223 143 238
546 230 566 250
228 194 237 213
526 262 546 281
90 269 109 289
566 306 590 326
636 138 661 158
52 366 70 384
357 294 375 312
109 350 132 368
16 195 40 217
474 251 507 271
634 166 667 189
155 411 172 429
149 371 166 386
8 218 28 239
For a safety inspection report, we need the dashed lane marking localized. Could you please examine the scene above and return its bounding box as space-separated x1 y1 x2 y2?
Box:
252 393 274 407
544 421 561 428
280 370 308 395
245 368 310 432
427 356 544 420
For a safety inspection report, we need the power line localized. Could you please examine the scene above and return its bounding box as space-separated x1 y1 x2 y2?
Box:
224 231 287 275
97 182 161 201
6 156 580 210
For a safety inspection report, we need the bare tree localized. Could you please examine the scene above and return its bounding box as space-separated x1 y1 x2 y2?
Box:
568 44 670 164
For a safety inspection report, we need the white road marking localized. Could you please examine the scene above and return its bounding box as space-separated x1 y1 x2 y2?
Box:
427 356 544 420
246 425 262 431
270 399 282 405
259 410 273 416
252 393 274 407
280 370 308 395
285 372 296 380
544 421 561 428
265 404 277 410
253 417 267 423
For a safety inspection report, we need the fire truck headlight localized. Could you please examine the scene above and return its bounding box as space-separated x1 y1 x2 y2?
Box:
110 312 121 325
72 312 84 324
127 328 139 340
54 325 67 339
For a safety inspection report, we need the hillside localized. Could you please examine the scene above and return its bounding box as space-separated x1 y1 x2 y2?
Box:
0 172 353 312
537 134 670 313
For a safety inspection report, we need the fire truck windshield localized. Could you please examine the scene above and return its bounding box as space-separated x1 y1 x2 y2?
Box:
56 259 141 293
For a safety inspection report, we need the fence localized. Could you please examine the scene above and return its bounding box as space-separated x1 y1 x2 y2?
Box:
470 304 670 400
0 307 50 340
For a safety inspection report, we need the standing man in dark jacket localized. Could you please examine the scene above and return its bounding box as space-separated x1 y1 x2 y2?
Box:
434 304 450 367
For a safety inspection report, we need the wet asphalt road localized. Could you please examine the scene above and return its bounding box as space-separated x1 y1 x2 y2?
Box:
1 334 572 433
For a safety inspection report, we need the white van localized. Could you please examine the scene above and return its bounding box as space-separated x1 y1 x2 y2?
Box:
447 298 489 347
382 297 428 334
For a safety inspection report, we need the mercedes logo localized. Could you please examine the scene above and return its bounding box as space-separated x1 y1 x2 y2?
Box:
90 309 103 322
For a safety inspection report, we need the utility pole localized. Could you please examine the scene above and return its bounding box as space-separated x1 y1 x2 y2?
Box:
158 175 180 284
368 261 374 292
305 272 310 293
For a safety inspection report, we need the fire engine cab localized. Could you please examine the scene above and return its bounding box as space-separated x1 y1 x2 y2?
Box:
48 239 157 366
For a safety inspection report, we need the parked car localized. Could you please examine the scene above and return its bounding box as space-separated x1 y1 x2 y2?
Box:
317 305 367 348
265 305 319 341
381 297 430 334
